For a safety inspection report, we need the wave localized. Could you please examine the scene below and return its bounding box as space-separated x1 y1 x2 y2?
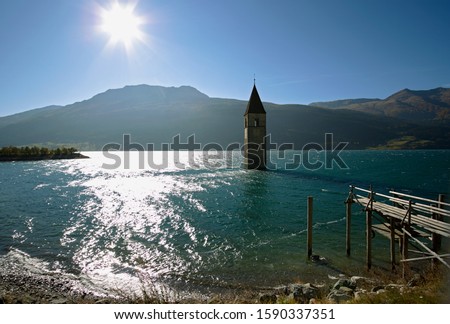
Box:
0 248 51 275
0 248 127 298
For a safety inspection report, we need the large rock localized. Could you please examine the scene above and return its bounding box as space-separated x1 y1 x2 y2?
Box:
291 283 320 303
326 278 357 303
332 279 356 291
350 276 372 285
338 286 354 296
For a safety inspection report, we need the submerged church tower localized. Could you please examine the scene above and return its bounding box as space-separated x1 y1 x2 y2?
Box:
244 84 267 170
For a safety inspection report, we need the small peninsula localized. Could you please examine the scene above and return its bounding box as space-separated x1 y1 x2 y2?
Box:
0 146 89 162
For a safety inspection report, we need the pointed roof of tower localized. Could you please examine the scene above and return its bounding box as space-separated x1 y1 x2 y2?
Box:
244 85 266 115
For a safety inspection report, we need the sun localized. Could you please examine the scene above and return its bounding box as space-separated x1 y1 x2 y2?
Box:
99 1 146 50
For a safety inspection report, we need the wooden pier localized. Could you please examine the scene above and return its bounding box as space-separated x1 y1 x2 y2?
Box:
345 186 450 275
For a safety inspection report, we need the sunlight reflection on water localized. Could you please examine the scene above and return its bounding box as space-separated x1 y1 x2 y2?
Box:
1 150 448 294
59 152 251 291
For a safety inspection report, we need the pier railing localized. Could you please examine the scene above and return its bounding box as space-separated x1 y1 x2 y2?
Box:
345 186 450 274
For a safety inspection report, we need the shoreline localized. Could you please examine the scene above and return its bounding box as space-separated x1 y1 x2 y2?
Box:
0 153 89 162
1 263 448 304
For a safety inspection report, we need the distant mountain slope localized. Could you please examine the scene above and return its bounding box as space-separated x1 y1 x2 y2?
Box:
310 87 450 124
0 105 62 128
0 85 449 150
309 98 381 109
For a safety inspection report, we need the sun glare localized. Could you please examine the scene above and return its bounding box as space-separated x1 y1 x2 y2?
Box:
99 1 146 51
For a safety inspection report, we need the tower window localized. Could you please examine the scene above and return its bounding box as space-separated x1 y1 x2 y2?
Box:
254 119 259 127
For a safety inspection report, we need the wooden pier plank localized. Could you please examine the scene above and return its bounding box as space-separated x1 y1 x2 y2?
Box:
354 196 450 237
349 186 450 271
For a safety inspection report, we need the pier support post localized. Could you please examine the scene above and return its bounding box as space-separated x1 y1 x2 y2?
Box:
432 194 445 252
307 196 313 259
366 208 372 270
366 188 373 270
402 201 412 278
346 197 352 256
432 194 445 268
402 232 409 278
390 216 396 271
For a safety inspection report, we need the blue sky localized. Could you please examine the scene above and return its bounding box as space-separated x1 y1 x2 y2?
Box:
1 0 450 116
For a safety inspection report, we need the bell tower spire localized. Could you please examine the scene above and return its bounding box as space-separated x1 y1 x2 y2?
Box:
244 83 267 170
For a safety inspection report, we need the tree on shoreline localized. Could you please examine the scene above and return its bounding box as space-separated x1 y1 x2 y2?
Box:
0 146 80 158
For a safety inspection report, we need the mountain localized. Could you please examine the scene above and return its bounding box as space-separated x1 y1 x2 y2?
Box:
0 105 62 128
0 84 449 150
309 98 381 110
310 87 450 124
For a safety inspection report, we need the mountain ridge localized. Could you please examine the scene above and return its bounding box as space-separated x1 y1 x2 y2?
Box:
310 87 450 124
0 85 449 150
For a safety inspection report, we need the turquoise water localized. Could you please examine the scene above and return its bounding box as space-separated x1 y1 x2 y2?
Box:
0 150 449 293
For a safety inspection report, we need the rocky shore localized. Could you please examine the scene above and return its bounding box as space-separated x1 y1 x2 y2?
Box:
0 271 118 304
258 273 434 304
1 248 447 304
1 267 447 304
0 251 118 304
